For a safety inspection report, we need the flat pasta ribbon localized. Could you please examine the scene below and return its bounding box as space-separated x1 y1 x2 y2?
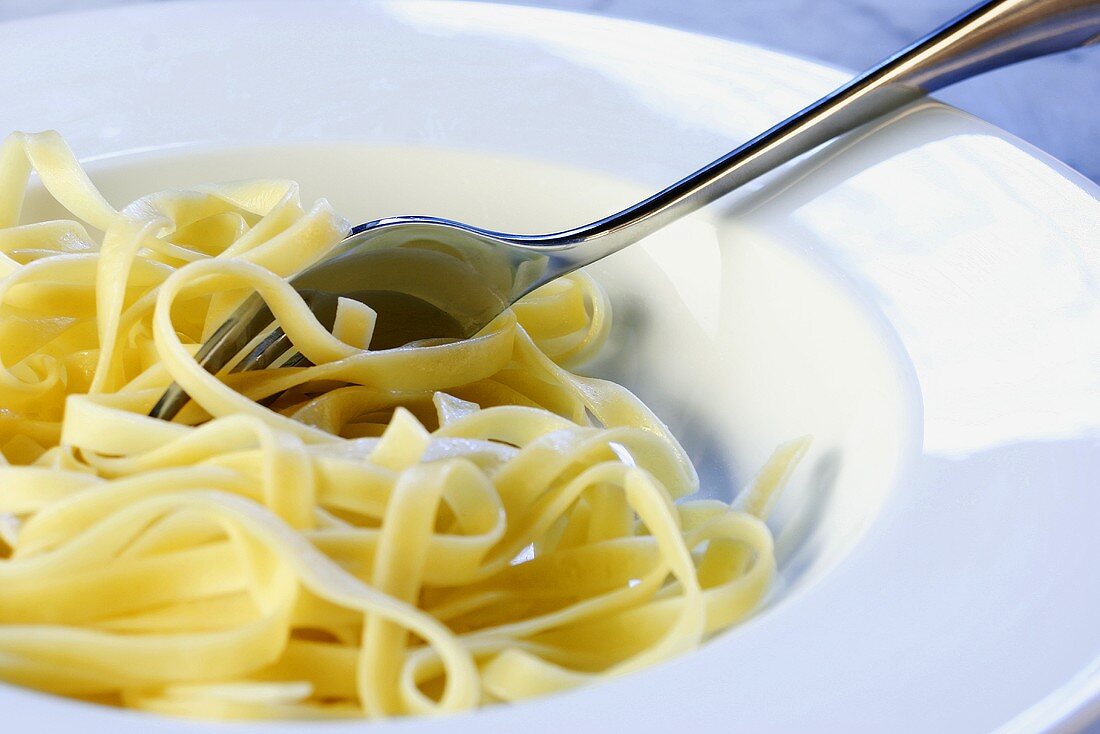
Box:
0 131 810 720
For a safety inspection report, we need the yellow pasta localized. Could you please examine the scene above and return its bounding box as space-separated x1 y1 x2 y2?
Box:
0 131 809 720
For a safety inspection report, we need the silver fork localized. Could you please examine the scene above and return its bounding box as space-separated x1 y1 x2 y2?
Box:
150 0 1099 420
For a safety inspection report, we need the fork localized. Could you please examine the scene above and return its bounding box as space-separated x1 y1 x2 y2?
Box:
150 0 1099 420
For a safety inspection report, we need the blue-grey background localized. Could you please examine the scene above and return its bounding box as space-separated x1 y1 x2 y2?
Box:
1 0 1097 183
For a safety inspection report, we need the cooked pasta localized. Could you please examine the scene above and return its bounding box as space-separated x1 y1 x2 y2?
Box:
0 131 808 720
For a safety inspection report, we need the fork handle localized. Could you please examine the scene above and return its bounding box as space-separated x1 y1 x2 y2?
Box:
523 0 1100 268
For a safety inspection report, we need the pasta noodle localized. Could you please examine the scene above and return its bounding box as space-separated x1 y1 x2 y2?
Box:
0 131 809 720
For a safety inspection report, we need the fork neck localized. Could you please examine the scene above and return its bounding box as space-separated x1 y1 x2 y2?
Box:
508 0 1099 281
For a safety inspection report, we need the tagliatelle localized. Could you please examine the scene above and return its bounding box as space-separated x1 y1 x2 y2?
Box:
0 131 809 720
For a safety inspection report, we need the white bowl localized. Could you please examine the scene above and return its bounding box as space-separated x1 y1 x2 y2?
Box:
2 2 1099 732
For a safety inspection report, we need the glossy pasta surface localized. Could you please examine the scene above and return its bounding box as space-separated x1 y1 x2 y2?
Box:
0 132 806 720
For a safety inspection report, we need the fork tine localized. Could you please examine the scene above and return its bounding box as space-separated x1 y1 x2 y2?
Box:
250 351 313 409
278 352 311 368
229 327 293 374
229 291 334 375
147 383 193 423
148 294 276 420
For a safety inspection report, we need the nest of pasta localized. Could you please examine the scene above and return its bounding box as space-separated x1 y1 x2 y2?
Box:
0 132 807 720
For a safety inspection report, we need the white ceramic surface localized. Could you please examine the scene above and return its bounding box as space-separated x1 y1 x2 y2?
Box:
0 1 1097 732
